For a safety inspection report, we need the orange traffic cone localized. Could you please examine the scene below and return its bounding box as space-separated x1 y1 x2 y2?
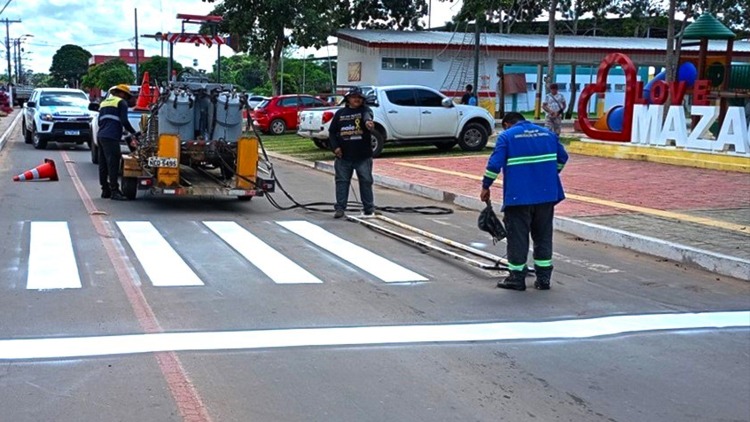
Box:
133 71 152 111
13 158 59 182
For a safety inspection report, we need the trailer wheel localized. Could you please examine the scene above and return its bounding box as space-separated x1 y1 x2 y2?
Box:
122 177 138 200
237 195 253 201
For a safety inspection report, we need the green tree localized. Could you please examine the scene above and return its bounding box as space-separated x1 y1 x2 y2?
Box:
349 0 429 29
209 0 343 96
81 59 134 91
608 0 665 37
49 44 92 88
678 0 749 34
139 56 184 84
27 72 53 88
211 54 267 91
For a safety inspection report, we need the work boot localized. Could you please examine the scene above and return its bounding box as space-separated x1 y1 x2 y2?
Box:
334 209 345 219
497 269 527 291
534 266 553 290
110 190 128 201
101 187 112 199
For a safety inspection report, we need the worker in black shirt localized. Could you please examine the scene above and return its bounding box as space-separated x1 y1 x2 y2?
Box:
328 87 376 219
97 84 139 200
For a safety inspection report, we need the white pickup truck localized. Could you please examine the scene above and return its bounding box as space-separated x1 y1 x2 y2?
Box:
297 85 496 157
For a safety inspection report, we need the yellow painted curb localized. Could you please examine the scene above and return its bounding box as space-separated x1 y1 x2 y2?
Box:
568 140 750 173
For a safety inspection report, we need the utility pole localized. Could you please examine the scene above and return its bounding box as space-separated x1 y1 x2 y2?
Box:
473 16 481 101
2 18 21 82
134 8 140 83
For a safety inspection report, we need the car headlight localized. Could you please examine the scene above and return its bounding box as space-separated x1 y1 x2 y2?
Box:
40 114 54 122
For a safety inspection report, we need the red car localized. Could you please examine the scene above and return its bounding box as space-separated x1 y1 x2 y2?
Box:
251 94 329 135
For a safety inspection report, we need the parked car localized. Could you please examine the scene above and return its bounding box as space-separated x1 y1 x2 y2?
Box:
297 85 496 156
22 88 94 150
247 95 270 110
251 94 329 135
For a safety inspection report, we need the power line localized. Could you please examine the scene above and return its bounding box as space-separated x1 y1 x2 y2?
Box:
0 0 13 17
27 37 134 48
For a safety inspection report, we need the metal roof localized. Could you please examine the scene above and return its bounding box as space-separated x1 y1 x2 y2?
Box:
337 29 750 54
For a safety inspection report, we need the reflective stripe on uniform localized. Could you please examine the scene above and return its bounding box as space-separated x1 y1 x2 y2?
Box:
508 262 526 271
98 114 121 123
534 259 552 268
484 170 498 179
507 153 557 166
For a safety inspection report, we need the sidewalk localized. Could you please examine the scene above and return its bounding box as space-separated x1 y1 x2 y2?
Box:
0 108 22 152
301 149 750 281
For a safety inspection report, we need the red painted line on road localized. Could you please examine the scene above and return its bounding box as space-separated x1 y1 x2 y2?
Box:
60 151 213 422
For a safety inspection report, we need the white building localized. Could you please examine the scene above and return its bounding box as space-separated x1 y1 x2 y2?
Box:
336 29 750 114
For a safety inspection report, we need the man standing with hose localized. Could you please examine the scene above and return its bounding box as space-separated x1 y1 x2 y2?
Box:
480 112 568 291
329 87 376 219
97 84 139 200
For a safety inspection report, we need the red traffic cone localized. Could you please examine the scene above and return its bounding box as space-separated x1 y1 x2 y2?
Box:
133 71 152 111
13 158 58 182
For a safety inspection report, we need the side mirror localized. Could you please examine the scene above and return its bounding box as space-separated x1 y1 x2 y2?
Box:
88 103 100 112
441 98 454 108
26 101 36 108
365 94 378 107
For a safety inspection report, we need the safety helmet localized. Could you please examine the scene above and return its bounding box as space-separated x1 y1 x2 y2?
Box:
477 203 506 244
109 84 132 98
344 86 364 101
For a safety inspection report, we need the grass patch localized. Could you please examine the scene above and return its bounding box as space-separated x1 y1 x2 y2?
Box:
256 132 494 162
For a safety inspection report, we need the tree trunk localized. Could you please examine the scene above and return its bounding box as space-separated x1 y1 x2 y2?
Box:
565 62 577 119
268 33 284 96
547 0 557 89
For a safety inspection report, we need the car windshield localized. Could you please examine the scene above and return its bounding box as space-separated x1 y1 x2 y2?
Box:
256 100 270 109
40 92 89 107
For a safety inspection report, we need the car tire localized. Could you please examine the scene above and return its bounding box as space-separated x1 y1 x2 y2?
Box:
22 119 32 144
237 195 253 201
371 129 385 158
32 131 48 150
270 119 286 135
458 122 488 152
90 140 99 164
313 139 330 150
434 141 457 152
121 177 137 200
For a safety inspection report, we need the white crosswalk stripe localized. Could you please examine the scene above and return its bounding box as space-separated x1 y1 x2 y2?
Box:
27 222 82 290
117 221 204 287
205 221 323 284
278 220 428 283
17 219 428 290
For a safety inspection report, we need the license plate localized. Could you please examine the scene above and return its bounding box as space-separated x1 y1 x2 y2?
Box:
64 130 80 136
147 157 179 168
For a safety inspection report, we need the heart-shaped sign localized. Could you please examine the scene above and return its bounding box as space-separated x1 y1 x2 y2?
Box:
577 53 638 142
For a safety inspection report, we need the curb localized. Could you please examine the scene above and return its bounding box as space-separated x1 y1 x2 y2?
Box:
0 110 23 152
267 151 749 281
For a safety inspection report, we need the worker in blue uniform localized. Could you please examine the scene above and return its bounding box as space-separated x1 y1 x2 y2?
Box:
480 112 568 291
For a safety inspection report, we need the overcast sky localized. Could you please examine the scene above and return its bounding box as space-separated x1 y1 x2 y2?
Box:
1 0 463 78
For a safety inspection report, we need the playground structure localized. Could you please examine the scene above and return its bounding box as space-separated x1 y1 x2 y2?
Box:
583 14 749 137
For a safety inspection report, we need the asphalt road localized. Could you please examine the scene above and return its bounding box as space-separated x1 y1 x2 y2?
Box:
0 126 748 422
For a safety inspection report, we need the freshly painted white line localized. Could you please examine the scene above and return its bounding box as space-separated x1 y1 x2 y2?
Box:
205 221 322 284
0 311 747 360
27 222 82 289
278 221 427 283
117 221 203 287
